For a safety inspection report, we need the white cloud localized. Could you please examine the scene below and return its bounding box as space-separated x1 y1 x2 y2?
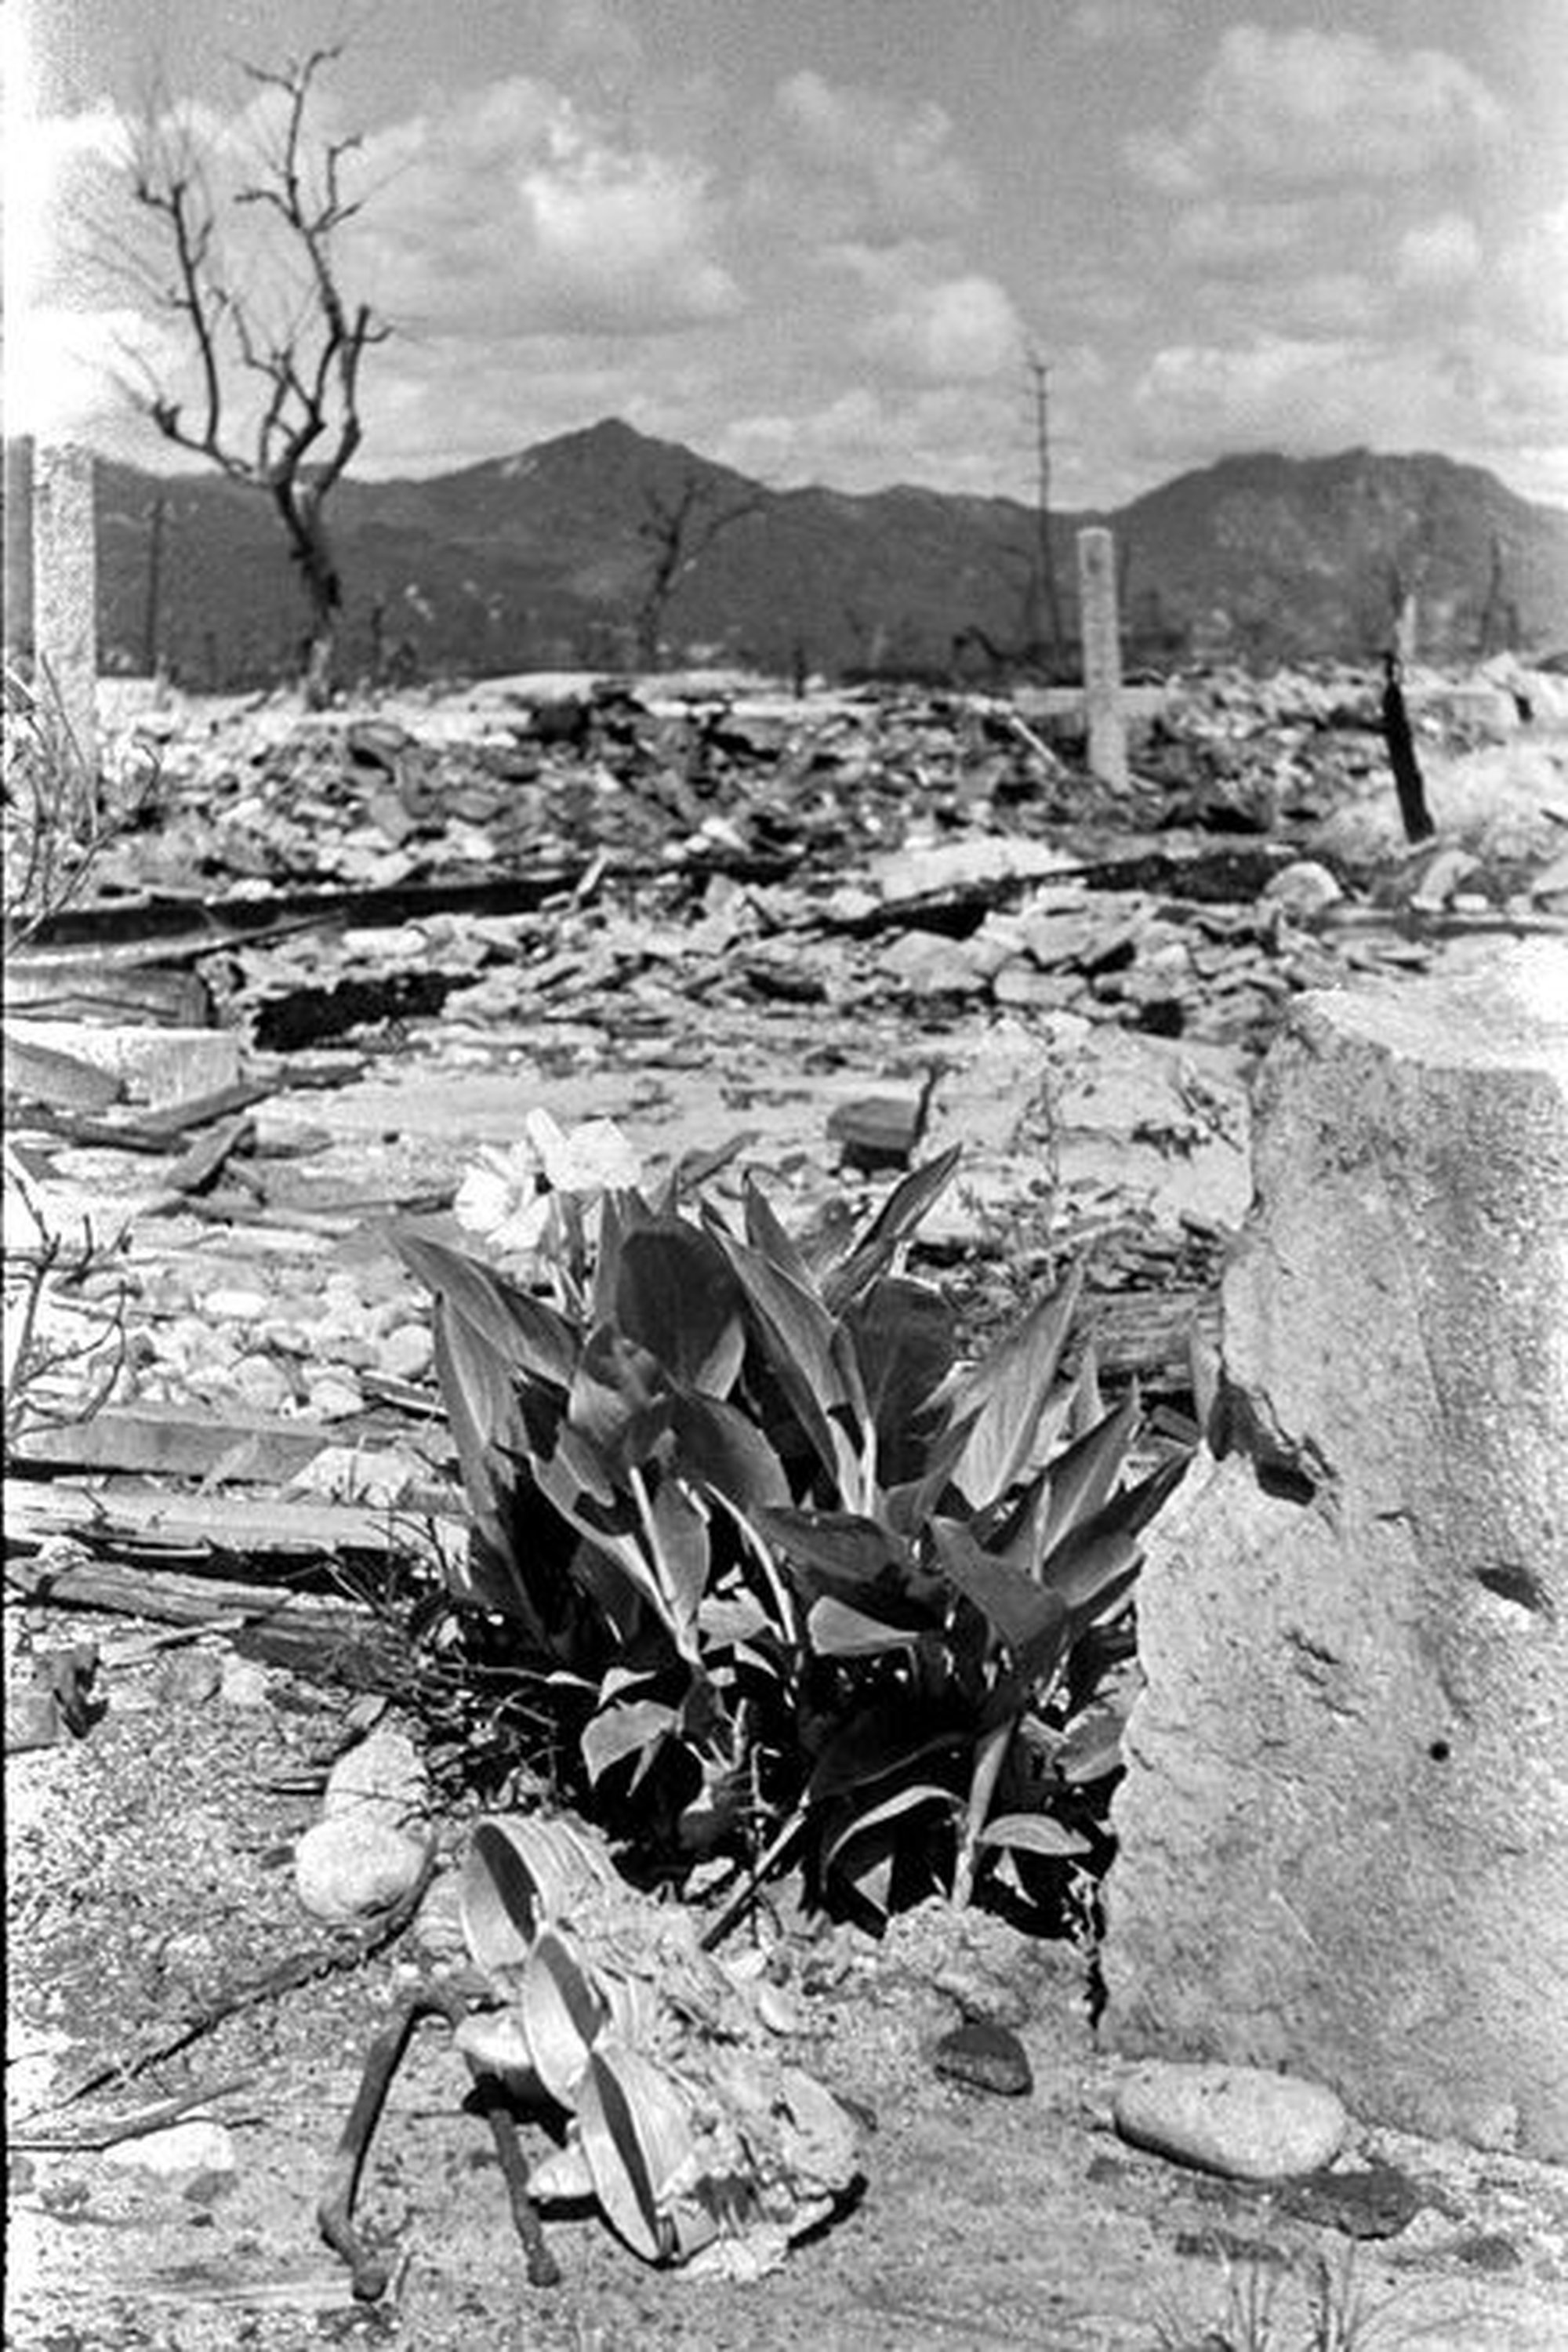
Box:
1129 327 1568 505
1071 2 1175 46
766 70 978 241
1127 25 1505 196
351 79 743 337
1169 199 1316 275
1494 200 1568 351
846 255 1023 383
1396 212 1483 293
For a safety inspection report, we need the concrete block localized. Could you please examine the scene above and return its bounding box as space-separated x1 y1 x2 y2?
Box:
1102 942 1568 2161
5 1022 241 1109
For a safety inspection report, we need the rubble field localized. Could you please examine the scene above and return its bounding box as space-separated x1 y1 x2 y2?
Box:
6 659 1568 2349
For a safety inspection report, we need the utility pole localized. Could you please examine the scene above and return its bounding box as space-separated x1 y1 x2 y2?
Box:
1027 354 1065 680
143 494 167 678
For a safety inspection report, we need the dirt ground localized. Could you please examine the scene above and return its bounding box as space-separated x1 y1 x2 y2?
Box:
9 671 1568 2347
9 1641 1568 2351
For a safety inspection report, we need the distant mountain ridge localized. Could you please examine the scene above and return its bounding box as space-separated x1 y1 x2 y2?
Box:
5 419 1566 687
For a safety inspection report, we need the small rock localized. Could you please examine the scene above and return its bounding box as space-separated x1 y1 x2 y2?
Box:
306 1372 365 1421
324 1722 426 1827
933 2018 1033 2097
1407 846 1480 912
105 2120 236 2182
205 1287 270 1322
295 1814 430 1925
5 1688 59 1752
1114 2062 1348 2182
1263 860 1342 917
379 1321 434 1381
228 1355 294 1413
219 1657 271 1708
157 1650 223 1706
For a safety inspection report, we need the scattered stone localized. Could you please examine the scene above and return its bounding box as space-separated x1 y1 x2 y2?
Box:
305 1372 365 1421
934 2018 1033 2097
218 1657 271 1708
875 930 988 999
104 2120 237 2183
5 1689 60 1753
204 1287 270 1322
379 1320 434 1381
227 1356 295 1413
1263 859 1342 916
295 1813 430 1925
156 1650 223 1707
1113 2063 1348 2182
324 1722 426 1828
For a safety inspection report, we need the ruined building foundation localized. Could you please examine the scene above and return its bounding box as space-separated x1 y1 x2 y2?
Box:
1102 942 1568 2161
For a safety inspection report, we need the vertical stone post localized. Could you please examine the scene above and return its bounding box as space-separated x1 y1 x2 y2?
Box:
1394 590 1418 665
1102 944 1568 2161
31 441 99 797
1076 526 1127 789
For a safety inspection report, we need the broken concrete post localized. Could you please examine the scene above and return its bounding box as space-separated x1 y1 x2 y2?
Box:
1102 944 1568 2161
31 441 99 795
1076 526 1127 789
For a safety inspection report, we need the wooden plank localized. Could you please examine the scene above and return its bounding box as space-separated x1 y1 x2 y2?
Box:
5 1477 440 1559
11 1403 452 1483
4 1553 415 1689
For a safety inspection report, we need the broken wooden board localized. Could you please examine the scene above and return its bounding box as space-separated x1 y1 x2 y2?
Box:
8 1403 445 1486
5 1477 452 1563
5 1552 416 1689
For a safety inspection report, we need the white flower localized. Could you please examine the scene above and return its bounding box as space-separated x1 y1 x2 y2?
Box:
454 1116 641 1258
524 1110 641 1195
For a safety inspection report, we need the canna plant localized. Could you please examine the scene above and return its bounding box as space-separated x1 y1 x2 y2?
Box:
397 1131 1186 1926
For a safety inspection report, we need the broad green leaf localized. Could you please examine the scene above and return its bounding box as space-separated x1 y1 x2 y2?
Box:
808 1595 922 1656
931 1519 1069 1657
582 1697 681 1787
740 1178 818 1290
844 1278 956 1483
808 1704 963 1801
719 1232 862 1498
1054 1697 1131 1785
395 1227 579 1389
760 1506 908 1587
822 1780 960 1869
1040 1391 1138 1558
947 1262 1084 1508
669 1390 790 1514
429 1308 552 1632
634 1467 710 1659
1040 1454 1189 1617
819 1144 962 1316
977 1813 1091 1858
568 1326 669 1469
614 1221 746 1395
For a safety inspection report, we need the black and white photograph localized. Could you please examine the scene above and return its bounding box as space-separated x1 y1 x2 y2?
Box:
5 3 1566 2344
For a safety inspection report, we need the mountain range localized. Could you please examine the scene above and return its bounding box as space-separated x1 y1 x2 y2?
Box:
5 419 1566 688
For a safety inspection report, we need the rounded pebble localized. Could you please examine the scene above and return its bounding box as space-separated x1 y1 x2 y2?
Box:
1114 2061 1348 2182
306 1374 365 1421
324 1723 426 1827
379 1321 434 1381
933 2018 1034 2097
105 2120 237 2181
295 1815 430 1924
205 1288 270 1322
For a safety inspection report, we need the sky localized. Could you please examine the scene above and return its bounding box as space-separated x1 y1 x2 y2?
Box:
6 0 1567 509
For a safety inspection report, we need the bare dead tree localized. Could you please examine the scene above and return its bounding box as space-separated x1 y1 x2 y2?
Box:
633 468 761 670
124 47 387 706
